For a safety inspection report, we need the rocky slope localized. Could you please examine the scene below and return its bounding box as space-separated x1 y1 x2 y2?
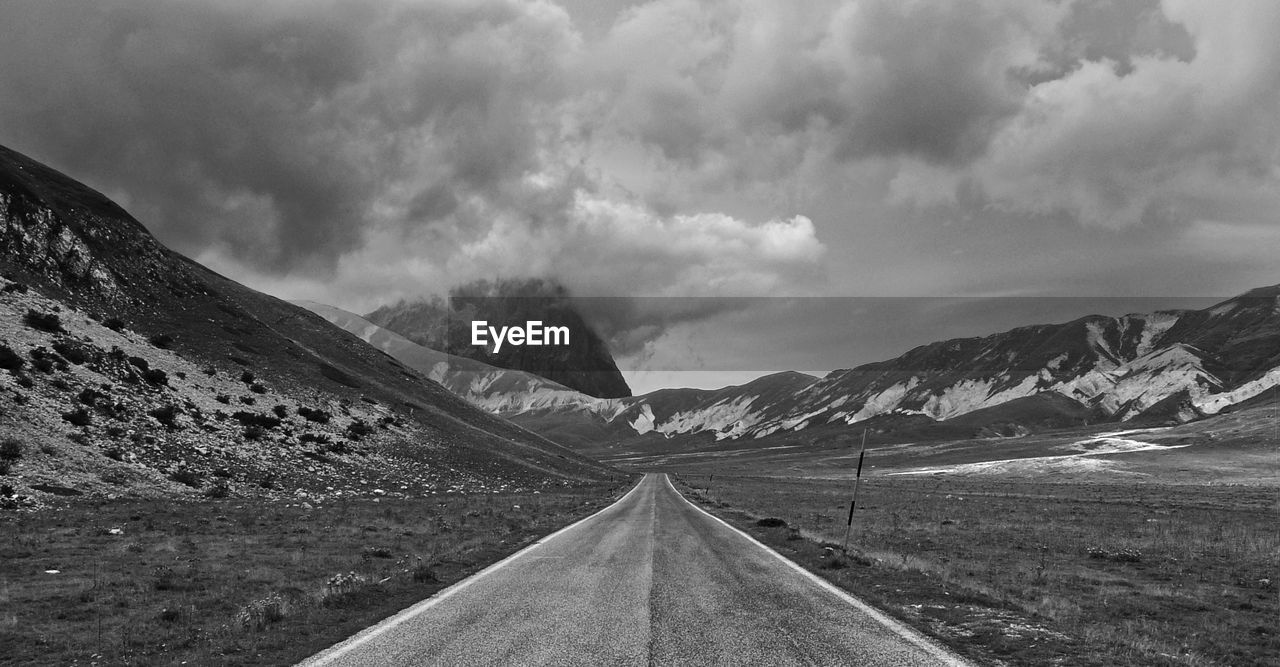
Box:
0 144 612 508
364 279 632 399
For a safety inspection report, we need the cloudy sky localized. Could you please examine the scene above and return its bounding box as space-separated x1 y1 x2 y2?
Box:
2 0 1277 392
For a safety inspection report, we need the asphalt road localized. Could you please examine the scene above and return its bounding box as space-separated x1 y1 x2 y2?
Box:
299 473 970 666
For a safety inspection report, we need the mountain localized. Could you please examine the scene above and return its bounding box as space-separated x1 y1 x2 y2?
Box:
364 279 632 399
311 287 1280 453
0 143 611 507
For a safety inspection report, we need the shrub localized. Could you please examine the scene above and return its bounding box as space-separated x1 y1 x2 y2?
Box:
215 394 231 404
0 438 22 461
2 281 28 294
412 561 437 583
142 368 168 386
361 546 393 560
29 355 54 374
148 405 182 429
15 374 34 388
243 425 265 441
346 419 374 440
169 469 203 488
240 370 255 384
236 594 286 630
756 517 788 528
300 433 330 445
0 345 24 372
204 483 230 499
272 404 289 419
61 408 92 426
23 309 63 333
148 333 174 349
103 447 125 461
240 396 255 406
326 440 350 455
127 356 149 371
297 407 331 424
320 572 369 607
249 383 266 394
77 387 102 406
232 411 281 429
103 317 126 332
52 341 92 365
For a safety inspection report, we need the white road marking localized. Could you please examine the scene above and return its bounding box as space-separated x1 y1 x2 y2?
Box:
662 474 972 667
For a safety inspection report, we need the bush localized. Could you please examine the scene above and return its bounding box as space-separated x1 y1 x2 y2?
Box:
240 370 255 384
297 407 331 424
232 411 281 429
52 341 92 365
215 394 231 404
142 368 168 386
23 309 63 333
236 594 286 630
2 281 28 294
412 561 437 583
61 408 92 426
243 425 265 441
204 483 230 499
0 438 23 461
249 383 266 394
103 317 126 332
77 388 102 406
300 433 331 445
346 419 374 440
148 405 181 429
169 469 203 488
272 404 289 419
148 333 174 349
756 517 788 528
0 345 24 372
127 356 149 371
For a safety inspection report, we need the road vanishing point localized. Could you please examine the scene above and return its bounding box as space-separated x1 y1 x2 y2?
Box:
299 473 970 666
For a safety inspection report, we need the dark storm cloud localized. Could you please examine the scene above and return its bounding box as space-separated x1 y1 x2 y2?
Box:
0 0 575 269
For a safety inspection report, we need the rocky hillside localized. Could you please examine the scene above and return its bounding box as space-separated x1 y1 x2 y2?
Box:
0 144 612 508
311 287 1279 451
365 279 632 399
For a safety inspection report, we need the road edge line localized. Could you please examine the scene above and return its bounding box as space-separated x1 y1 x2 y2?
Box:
296 475 649 667
662 474 973 667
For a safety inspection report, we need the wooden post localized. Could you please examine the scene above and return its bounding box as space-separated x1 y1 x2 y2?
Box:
841 430 868 554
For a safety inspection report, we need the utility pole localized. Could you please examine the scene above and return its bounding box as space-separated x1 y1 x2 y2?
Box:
841 429 868 554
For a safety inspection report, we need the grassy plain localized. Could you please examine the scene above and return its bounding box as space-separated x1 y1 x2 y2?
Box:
0 480 633 666
674 474 1278 666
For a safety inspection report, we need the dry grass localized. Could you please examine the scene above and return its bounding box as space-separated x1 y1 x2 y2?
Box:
0 479 634 666
674 474 1278 666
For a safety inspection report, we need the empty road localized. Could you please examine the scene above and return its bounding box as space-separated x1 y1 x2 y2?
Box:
299 473 969 666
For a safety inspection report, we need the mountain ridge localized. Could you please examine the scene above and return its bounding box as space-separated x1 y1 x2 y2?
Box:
309 286 1279 451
